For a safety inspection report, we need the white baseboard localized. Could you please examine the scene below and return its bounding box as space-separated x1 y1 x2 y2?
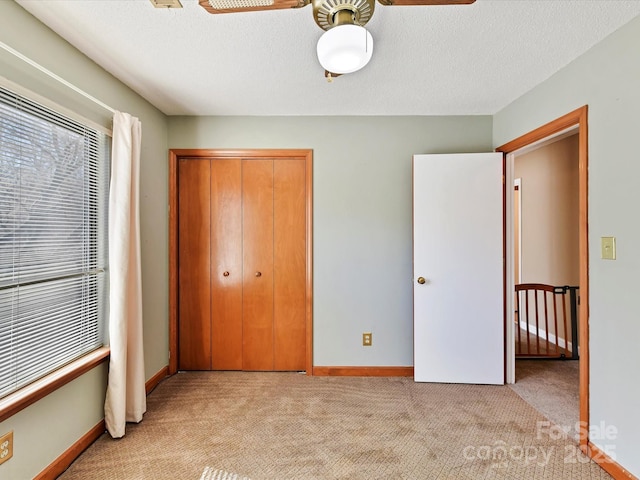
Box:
518 320 576 354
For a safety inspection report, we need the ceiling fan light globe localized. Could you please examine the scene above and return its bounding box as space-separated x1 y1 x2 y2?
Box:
317 24 373 75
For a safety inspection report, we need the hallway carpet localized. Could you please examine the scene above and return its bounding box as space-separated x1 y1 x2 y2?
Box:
509 359 580 441
59 372 611 479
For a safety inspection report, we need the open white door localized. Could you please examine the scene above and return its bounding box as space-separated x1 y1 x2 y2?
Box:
413 153 504 385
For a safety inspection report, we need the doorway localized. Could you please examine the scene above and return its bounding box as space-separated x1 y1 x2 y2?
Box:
509 131 581 439
514 131 579 358
497 105 589 451
168 149 314 376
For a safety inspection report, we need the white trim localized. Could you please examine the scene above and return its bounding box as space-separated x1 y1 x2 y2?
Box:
0 75 113 137
505 152 516 384
514 177 522 285
0 40 116 115
509 125 578 157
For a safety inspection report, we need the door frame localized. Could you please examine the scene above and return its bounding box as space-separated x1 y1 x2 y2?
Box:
168 149 314 376
496 105 589 451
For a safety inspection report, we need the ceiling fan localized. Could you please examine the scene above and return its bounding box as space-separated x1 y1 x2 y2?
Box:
197 0 476 78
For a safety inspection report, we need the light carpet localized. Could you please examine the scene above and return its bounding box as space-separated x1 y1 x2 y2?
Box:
509 359 581 441
59 372 611 479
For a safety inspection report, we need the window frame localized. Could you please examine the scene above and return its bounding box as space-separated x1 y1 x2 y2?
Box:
0 85 111 421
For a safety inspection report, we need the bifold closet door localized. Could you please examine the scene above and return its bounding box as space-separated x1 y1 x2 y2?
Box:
242 159 275 371
210 159 243 370
241 158 306 371
242 159 307 371
273 159 306 371
177 159 211 370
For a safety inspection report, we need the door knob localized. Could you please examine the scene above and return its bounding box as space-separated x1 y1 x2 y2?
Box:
255 271 262 277
223 271 230 277
417 277 426 284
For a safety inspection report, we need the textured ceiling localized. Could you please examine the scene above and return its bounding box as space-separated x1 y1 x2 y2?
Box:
14 0 640 116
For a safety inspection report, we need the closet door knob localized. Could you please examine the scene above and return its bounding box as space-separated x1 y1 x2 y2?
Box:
255 271 262 277
223 271 230 277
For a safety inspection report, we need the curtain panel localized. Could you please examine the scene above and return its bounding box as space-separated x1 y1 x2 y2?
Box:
104 111 146 438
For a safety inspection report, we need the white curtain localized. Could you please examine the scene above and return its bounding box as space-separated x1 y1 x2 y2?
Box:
104 111 146 438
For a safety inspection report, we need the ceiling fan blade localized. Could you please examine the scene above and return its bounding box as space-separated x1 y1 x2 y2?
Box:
377 0 474 6
199 0 309 14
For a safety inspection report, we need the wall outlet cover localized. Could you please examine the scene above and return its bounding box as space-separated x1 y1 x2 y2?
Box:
0 431 13 466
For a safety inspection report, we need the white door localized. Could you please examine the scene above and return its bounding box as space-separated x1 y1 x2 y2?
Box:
413 153 504 385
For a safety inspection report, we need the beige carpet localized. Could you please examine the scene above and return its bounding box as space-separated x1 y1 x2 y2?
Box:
59 372 611 479
510 360 580 441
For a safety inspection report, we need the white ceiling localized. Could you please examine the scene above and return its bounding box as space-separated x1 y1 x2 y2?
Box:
15 0 640 116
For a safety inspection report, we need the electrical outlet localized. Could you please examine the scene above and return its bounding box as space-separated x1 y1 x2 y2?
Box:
363 332 372 346
0 431 13 466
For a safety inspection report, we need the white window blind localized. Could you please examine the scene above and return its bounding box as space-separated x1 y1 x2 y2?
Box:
0 86 109 400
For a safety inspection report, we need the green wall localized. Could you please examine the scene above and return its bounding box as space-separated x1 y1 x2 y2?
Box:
494 15 640 477
168 115 493 367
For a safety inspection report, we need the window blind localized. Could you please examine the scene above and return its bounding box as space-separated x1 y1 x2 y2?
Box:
0 86 109 399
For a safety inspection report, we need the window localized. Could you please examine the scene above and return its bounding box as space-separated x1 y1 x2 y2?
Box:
0 86 109 400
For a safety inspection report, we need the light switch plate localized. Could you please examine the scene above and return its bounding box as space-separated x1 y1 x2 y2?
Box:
601 236 616 260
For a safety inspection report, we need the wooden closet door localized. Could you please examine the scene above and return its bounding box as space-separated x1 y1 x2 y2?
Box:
273 159 307 370
242 159 275 370
178 159 211 370
210 159 243 370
